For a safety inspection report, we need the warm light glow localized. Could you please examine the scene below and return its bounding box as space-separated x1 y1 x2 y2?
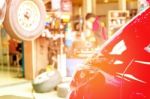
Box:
104 0 109 3
0 0 5 9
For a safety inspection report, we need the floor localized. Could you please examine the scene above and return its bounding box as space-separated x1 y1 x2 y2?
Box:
0 68 69 99
0 69 26 87
0 82 65 99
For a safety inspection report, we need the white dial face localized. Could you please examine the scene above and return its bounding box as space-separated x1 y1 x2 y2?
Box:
17 1 41 32
0 0 5 9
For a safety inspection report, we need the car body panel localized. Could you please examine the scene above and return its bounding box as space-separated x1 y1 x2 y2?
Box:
69 7 150 99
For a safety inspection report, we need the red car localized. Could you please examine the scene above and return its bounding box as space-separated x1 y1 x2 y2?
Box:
69 7 150 99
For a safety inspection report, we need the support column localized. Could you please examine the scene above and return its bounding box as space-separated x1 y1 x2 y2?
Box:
82 0 96 17
92 0 96 14
73 6 81 16
118 0 126 10
24 41 37 80
79 7 82 16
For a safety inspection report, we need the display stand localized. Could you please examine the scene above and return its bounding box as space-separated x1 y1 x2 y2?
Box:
0 25 10 71
57 31 67 77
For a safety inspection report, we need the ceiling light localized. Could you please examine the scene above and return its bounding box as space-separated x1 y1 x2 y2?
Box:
104 0 108 3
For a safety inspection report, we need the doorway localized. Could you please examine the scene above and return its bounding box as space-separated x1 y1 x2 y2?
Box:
0 27 25 87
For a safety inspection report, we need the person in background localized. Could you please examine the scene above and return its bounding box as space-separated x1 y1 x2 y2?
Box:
84 13 97 48
70 19 85 57
84 13 108 47
93 16 108 46
9 38 18 66
16 42 23 77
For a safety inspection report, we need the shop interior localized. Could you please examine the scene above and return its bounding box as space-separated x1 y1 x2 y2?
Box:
0 0 150 98
0 0 139 79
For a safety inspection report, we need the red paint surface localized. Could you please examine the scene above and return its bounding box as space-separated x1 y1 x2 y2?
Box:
69 7 150 99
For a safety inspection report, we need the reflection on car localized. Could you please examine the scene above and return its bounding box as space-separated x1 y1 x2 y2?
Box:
69 7 150 99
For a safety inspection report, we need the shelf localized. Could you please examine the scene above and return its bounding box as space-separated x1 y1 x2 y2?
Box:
109 24 124 30
110 17 128 20
108 10 130 37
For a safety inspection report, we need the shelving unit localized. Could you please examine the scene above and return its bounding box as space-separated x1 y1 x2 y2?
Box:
0 27 10 70
108 10 130 38
129 9 137 18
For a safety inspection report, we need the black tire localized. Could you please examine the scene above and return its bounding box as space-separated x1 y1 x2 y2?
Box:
32 70 62 93
3 0 46 40
0 0 6 23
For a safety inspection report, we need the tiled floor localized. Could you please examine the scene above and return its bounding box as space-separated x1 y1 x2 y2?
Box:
0 69 68 99
0 70 26 87
0 82 65 99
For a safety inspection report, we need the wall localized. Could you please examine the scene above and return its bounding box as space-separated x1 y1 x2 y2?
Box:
73 1 138 16
96 3 118 16
95 1 137 24
127 1 138 10
96 1 137 16
73 5 82 16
